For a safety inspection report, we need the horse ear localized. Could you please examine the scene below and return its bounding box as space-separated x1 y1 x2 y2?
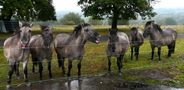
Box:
19 21 22 28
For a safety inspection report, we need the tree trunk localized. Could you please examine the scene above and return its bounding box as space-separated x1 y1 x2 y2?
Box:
111 12 118 29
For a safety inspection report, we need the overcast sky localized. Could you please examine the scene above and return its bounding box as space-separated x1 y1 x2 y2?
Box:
53 0 184 12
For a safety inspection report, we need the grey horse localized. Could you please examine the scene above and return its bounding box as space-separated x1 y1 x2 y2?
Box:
54 23 100 77
107 29 129 75
143 21 177 61
29 25 53 80
3 22 32 86
130 27 144 60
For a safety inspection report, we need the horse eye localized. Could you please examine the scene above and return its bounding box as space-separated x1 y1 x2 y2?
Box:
29 30 31 32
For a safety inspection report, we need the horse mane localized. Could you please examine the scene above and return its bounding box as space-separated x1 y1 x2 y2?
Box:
145 20 154 27
22 22 31 27
73 23 91 37
153 24 163 33
40 24 49 31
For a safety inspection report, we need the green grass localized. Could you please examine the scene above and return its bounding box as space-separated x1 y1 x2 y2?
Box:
0 25 184 89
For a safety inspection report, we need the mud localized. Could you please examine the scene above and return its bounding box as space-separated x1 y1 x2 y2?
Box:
8 74 184 90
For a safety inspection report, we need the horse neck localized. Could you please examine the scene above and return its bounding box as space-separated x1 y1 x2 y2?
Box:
70 33 87 47
41 35 53 48
149 30 162 41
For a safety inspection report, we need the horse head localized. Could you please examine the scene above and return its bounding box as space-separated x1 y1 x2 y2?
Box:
40 24 53 48
108 29 118 52
143 20 155 38
74 23 100 44
18 22 32 49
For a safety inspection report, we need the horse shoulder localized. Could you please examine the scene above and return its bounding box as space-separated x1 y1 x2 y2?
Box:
117 32 130 49
117 32 129 42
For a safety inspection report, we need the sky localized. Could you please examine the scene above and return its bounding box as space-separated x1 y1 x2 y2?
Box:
53 0 184 12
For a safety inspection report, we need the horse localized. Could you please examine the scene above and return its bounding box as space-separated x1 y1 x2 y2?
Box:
29 25 53 80
143 21 177 61
3 22 32 86
130 27 144 60
54 23 100 77
106 29 129 75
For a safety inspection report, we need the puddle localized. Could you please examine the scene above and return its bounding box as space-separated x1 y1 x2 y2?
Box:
7 74 184 90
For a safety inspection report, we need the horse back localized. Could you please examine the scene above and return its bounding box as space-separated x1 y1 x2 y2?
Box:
30 35 52 60
163 28 177 40
117 32 130 50
54 33 70 48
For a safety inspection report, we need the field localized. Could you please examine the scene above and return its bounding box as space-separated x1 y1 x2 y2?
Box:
0 25 184 89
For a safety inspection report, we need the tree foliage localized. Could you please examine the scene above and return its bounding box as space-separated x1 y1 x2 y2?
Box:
164 17 177 25
60 12 84 25
78 0 157 29
0 0 56 21
88 17 103 25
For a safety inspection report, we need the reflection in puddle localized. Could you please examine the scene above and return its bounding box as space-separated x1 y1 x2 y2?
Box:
9 75 184 90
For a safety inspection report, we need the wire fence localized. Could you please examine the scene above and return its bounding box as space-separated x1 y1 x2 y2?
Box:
0 32 184 89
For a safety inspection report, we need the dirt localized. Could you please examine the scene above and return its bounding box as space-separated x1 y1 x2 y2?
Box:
8 74 183 90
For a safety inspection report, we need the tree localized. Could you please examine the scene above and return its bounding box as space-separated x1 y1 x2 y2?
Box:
164 17 177 25
0 0 56 21
78 0 156 29
60 12 84 25
32 0 56 21
88 17 103 25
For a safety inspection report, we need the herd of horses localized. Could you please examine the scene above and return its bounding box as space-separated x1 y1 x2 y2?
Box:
3 20 177 86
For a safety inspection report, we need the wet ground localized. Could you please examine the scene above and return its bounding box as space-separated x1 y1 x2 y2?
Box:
7 73 184 90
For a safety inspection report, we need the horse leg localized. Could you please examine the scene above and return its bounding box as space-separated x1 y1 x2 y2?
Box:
130 47 134 60
167 44 172 57
117 55 122 74
135 46 139 60
23 61 28 82
38 61 43 80
7 63 15 85
151 46 155 60
15 62 20 79
47 58 52 79
77 59 82 77
57 55 65 74
32 57 38 73
107 56 111 72
158 47 161 61
67 60 73 77
61 57 65 75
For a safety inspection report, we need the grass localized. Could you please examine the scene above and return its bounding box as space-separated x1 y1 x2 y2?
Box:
0 25 184 89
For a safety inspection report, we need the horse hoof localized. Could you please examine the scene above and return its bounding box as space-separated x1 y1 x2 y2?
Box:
78 77 82 81
6 85 11 89
106 71 112 76
118 73 122 76
26 82 31 87
17 76 21 80
67 77 72 81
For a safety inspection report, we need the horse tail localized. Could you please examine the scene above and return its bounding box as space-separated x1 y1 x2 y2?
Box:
171 41 176 54
172 31 177 53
